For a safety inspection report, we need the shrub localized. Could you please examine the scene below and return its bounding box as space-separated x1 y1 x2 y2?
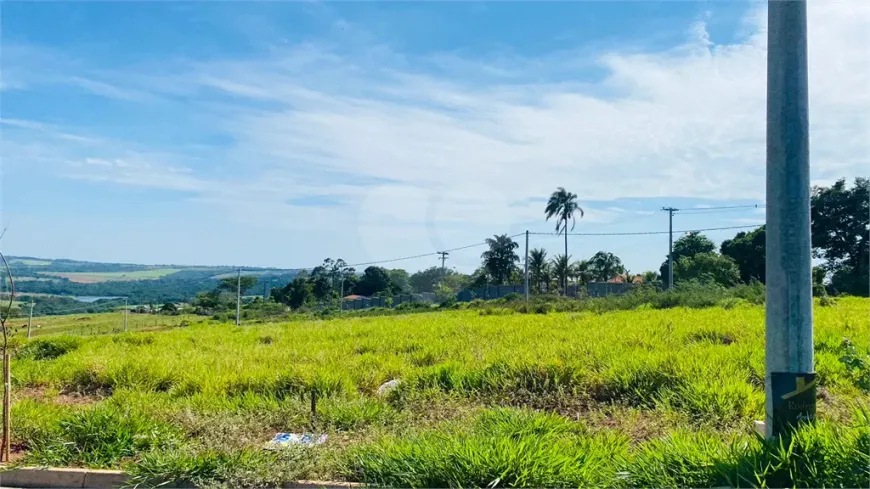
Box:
17 336 81 361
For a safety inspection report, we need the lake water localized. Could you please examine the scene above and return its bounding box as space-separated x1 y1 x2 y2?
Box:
72 296 120 303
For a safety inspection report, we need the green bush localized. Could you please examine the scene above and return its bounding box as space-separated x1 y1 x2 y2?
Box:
16 336 81 360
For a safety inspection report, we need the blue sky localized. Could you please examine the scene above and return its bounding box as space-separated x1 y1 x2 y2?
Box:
1 1 867 273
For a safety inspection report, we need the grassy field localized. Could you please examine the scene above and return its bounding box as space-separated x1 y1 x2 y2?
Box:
6 298 869 487
9 258 52 266
37 269 181 283
8 312 206 339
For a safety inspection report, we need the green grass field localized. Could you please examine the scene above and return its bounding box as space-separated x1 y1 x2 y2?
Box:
37 269 181 283
7 298 869 487
9 258 52 266
10 312 206 338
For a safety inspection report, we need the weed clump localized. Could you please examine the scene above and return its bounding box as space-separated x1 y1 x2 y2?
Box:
17 337 81 360
25 405 181 468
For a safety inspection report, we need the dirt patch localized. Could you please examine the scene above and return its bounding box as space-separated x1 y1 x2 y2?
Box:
55 391 105 406
15 386 48 401
15 385 105 406
6 442 28 463
583 407 682 442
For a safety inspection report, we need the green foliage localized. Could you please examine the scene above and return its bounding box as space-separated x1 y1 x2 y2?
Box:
480 234 520 285
545 187 583 235
16 336 82 360
353 266 394 297
409 266 453 294
159 302 179 315
720 225 766 283
25 405 181 468
550 254 571 291
218 275 258 296
528 248 550 293
10 298 870 486
588 251 626 282
673 252 741 287
387 269 411 294
351 409 623 488
660 232 716 279
812 177 869 296
272 277 312 310
126 446 312 488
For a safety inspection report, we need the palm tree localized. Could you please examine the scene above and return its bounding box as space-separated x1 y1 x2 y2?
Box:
588 251 626 282
481 234 520 285
528 248 549 293
550 254 571 293
572 259 592 285
545 188 583 291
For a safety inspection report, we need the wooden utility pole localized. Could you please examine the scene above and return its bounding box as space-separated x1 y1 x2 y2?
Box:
0 248 15 462
27 299 34 339
524 230 530 299
235 268 241 326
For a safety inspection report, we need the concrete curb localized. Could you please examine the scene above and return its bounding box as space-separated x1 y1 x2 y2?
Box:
0 467 365 489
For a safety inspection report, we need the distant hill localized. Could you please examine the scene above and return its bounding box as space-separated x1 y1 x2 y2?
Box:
6 256 301 305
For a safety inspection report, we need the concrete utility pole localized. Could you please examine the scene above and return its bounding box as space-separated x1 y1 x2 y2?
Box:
437 252 449 280
123 297 128 332
524 230 530 299
764 0 814 439
662 207 678 289
235 268 241 326
27 299 34 339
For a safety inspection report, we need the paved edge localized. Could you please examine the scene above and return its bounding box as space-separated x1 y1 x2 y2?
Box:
1 468 366 489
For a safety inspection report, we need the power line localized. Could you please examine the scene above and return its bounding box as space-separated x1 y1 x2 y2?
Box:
678 204 766 213
529 224 763 237
344 233 526 268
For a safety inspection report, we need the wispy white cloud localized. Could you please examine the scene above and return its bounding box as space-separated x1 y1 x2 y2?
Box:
2 1 868 268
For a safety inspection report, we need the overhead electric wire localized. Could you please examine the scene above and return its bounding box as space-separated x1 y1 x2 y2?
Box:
529 224 763 237
678 204 766 213
344 232 526 268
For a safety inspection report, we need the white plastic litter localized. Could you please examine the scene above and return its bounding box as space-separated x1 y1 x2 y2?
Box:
266 433 327 449
377 379 401 397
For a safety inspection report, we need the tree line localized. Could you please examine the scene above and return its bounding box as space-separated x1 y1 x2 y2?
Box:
11 177 866 316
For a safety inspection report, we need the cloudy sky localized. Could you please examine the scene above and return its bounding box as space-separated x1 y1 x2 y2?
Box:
0 1 867 273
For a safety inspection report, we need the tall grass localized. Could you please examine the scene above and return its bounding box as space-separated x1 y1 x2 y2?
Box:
6 297 868 487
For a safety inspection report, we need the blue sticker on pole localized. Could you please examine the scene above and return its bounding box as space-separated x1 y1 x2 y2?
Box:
770 372 817 436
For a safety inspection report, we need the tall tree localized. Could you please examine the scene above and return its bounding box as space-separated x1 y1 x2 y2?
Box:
410 267 466 294
660 232 716 280
550 254 571 291
480 234 520 285
572 259 592 285
218 275 258 296
674 252 740 287
811 178 869 296
528 248 549 292
387 269 411 294
587 251 626 282
545 187 584 291
720 226 766 283
353 266 394 297
308 259 335 300
284 277 312 309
